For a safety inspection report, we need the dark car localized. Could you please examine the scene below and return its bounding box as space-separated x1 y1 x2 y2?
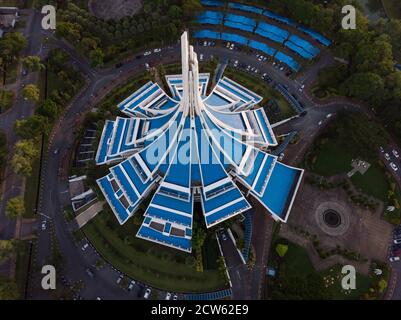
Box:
115 62 123 68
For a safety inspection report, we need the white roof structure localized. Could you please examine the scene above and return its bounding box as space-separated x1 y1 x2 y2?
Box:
95 32 304 252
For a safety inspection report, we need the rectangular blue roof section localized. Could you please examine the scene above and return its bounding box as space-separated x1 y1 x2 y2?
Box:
96 120 114 164
137 224 191 252
97 176 129 223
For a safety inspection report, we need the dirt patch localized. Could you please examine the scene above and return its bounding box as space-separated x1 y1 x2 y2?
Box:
89 0 143 20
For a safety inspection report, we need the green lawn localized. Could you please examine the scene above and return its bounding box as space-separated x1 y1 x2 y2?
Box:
351 163 389 201
320 265 372 300
82 213 226 292
279 241 314 278
4 60 19 85
272 239 373 299
311 143 353 177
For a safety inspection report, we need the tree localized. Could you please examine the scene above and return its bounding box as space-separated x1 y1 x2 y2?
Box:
5 197 25 219
182 0 201 19
0 32 27 64
15 115 51 139
36 99 60 121
0 239 16 264
341 72 384 101
11 139 40 176
0 276 19 300
276 243 289 257
22 56 45 72
22 84 40 103
89 48 104 67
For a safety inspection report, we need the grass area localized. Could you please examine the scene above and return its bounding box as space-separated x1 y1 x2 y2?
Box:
224 67 295 120
310 143 353 177
320 265 372 300
351 163 389 201
382 0 401 19
82 212 226 292
4 60 19 85
279 241 314 278
15 240 31 299
270 239 374 299
47 69 68 95
0 90 15 113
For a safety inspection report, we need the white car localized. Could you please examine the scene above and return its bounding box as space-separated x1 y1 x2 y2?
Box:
392 150 399 158
143 51 152 56
128 280 135 291
226 42 230 48
326 113 333 119
199 54 204 61
390 162 398 171
153 48 161 53
165 292 172 300
173 294 178 300
390 256 400 262
81 243 89 251
379 146 384 153
229 43 234 50
116 274 124 284
278 153 285 161
384 153 391 161
41 221 47 231
144 288 151 299
394 238 401 244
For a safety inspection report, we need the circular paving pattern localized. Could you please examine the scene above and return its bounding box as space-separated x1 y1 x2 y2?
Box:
323 209 342 228
315 202 350 236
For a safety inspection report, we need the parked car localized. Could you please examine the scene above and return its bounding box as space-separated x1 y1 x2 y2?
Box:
173 294 178 300
153 48 161 53
221 233 227 241
143 51 152 56
41 220 47 231
85 268 95 278
384 153 391 161
379 146 384 153
81 243 89 251
278 153 285 161
128 280 135 291
116 274 124 284
199 54 204 61
390 256 400 262
165 292 172 300
390 162 398 171
394 238 401 244
392 150 399 158
144 288 151 299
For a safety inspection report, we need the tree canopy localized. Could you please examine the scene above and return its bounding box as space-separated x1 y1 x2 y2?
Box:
5 197 25 219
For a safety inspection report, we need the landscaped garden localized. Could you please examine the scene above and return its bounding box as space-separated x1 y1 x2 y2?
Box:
266 238 387 300
305 111 401 224
82 208 227 292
